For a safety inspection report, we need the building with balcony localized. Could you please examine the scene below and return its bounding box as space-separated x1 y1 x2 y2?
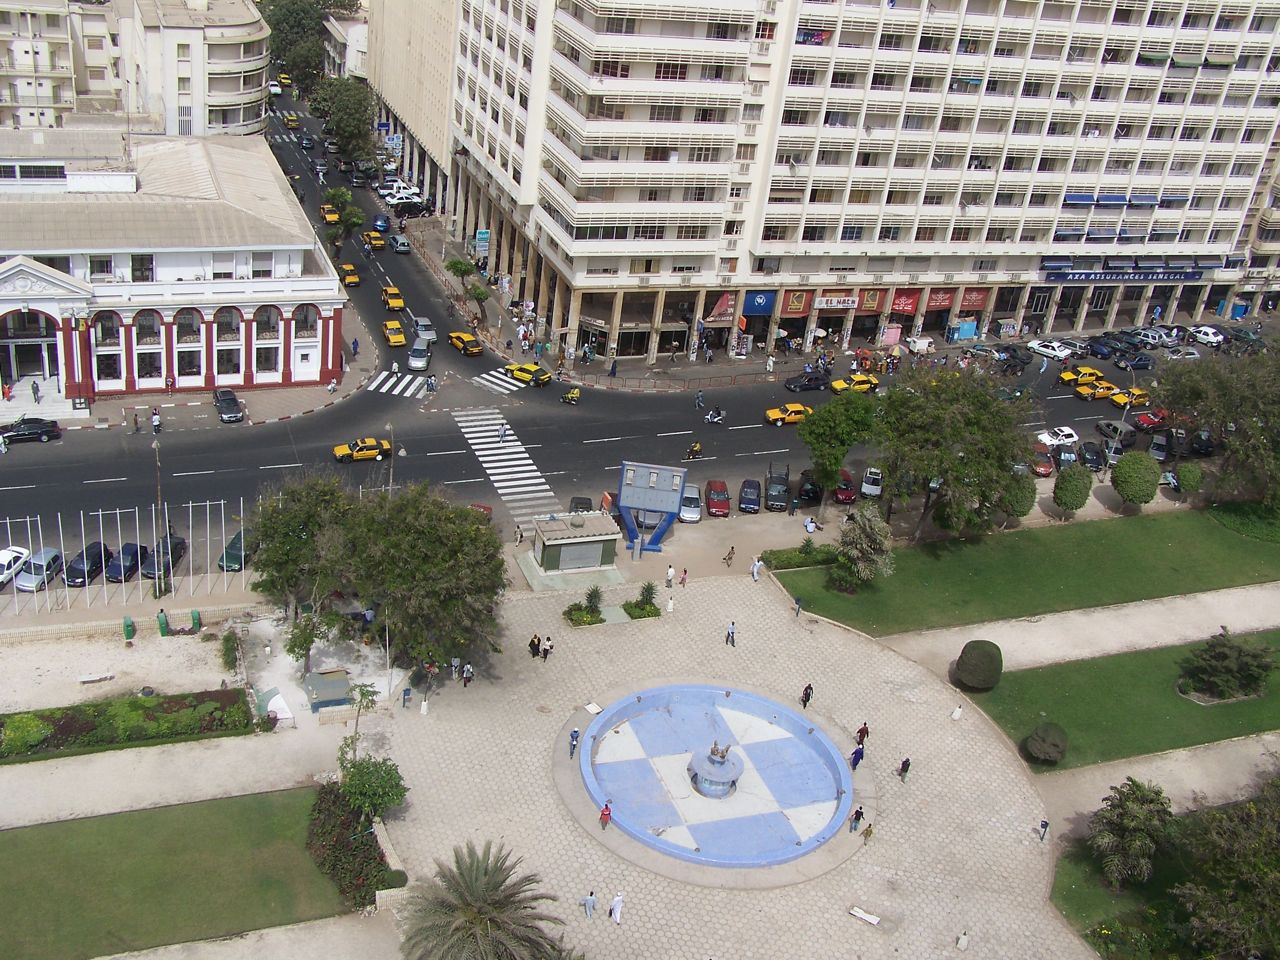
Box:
324 13 367 81
0 0 79 128
0 128 346 412
420 0 1280 365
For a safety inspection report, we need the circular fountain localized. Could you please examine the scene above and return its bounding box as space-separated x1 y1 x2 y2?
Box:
687 740 744 798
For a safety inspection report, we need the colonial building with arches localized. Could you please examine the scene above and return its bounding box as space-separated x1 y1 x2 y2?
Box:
0 129 345 413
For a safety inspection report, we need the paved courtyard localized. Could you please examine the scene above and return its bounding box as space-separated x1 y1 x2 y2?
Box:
378 577 1095 960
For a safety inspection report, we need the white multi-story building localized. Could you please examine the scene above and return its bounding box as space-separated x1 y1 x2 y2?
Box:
0 128 346 411
369 0 1280 364
324 14 367 80
0 0 270 136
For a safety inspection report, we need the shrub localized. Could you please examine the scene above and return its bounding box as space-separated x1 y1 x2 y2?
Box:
1175 461 1204 499
621 600 660 620
1178 627 1276 699
1210 500 1280 543
220 631 239 672
307 782 390 907
799 536 817 557
1111 451 1161 507
1 713 52 756
562 602 604 627
638 581 657 607
341 755 409 821
955 640 1003 690
1053 465 1092 517
1025 721 1068 764
584 585 603 615
223 702 252 730
383 869 409 889
759 544 838 570
828 502 894 591
998 473 1038 525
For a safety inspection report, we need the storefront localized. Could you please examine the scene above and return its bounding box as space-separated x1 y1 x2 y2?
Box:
812 291 854 352
735 290 775 357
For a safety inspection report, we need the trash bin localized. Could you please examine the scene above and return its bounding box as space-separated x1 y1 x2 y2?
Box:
123 616 135 640
157 610 170 637
190 610 202 632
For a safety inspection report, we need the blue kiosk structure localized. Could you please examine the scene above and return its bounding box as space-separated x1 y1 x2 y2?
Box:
615 459 687 553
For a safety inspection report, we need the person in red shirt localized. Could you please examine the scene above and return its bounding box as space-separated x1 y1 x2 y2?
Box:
599 802 612 830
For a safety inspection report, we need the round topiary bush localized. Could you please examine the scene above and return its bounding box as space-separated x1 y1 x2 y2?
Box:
1025 722 1069 764
384 868 409 889
955 639 1004 690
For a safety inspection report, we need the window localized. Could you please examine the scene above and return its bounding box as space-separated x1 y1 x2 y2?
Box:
131 254 154 282
630 258 659 274
255 347 279 373
762 223 788 241
700 63 728 81
754 21 776 40
87 36 104 50
802 224 827 241
951 226 972 241
211 252 234 280
676 225 707 240
89 255 113 276
650 104 680 122
251 252 273 279
915 226 938 241
689 146 716 162
655 62 687 81
735 144 756 161
593 60 629 78
634 224 664 239
603 16 635 33
177 77 191 92
96 354 122 381
177 43 190 59
878 225 901 241
695 108 725 123
643 146 677 162
789 68 816 85
878 33 904 50
643 188 671 202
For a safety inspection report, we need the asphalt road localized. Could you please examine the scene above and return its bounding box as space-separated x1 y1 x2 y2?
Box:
0 91 1162 555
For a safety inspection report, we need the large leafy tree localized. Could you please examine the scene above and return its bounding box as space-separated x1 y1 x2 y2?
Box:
263 0 323 59
249 474 353 618
1153 351 1280 506
400 841 567 960
1173 775 1280 959
285 36 325 95
877 367 1031 537
1110 451 1160 508
797 391 880 494
312 77 375 160
1088 777 1175 891
321 185 364 253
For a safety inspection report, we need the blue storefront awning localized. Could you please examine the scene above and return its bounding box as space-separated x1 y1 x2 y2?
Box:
1194 256 1222 268
1135 256 1164 268
1096 194 1127 206
1053 229 1086 240
1063 193 1096 205
1127 194 1159 207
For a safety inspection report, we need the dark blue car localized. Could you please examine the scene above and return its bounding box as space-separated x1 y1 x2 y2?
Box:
738 479 761 513
373 214 390 233
1114 351 1155 371
106 542 149 583
1087 340 1113 360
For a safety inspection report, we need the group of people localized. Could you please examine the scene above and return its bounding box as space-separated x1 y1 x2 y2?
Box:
131 408 162 434
527 633 555 661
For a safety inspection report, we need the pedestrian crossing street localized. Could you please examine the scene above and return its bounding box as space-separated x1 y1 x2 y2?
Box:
367 369 432 400
453 408 563 527
471 368 525 395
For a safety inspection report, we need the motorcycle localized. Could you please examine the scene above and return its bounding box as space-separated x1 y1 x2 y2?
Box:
703 408 725 425
560 387 580 405
684 442 703 461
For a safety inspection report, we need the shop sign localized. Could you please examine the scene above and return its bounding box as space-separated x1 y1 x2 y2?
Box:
890 288 922 315
742 290 776 316
855 289 886 312
780 290 814 317
926 289 956 310
814 295 855 310
1045 270 1203 283
960 288 990 310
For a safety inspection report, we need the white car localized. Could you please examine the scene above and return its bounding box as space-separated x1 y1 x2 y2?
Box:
375 179 407 198
1166 346 1201 361
1028 340 1072 361
1188 325 1224 346
1037 426 1081 447
860 467 883 498
385 191 422 206
0 546 30 588
678 483 703 523
268 81 283 96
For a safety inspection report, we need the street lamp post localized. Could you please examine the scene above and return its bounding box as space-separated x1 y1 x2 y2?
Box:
386 422 395 489
151 439 165 595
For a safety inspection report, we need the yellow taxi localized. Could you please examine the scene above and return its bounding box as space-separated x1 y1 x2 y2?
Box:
332 437 391 462
765 402 813 426
319 203 339 224
362 230 386 250
283 114 299 129
1058 364 1103 386
448 331 483 356
1075 380 1119 401
277 73 292 87
1110 386 1151 409
381 286 404 310
339 263 360 287
382 319 407 346
503 362 551 386
829 373 880 394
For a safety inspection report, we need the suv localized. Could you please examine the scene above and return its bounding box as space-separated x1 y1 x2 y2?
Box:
1095 420 1137 448
765 464 790 512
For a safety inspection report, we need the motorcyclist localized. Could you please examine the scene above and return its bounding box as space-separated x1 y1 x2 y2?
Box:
704 406 724 424
686 441 702 460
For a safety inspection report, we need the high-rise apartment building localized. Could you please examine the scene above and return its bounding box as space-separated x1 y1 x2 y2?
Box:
380 0 1280 364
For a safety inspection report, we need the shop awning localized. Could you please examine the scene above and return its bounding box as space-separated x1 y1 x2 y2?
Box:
1063 193 1096 205
1204 54 1235 68
1170 56 1202 69
1096 194 1128 206
1127 194 1159 207
1040 257 1072 269
1165 255 1194 267
1054 228 1086 239
1136 53 1170 64
1073 257 1102 269
1105 256 1136 269
1195 255 1222 268
1136 256 1165 268
1086 228 1119 240
1118 229 1145 243
1159 195 1190 205
1225 256 1246 268
1147 229 1178 240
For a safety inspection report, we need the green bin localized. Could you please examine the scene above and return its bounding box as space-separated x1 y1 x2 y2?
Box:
123 616 136 641
157 611 170 637
191 610 202 632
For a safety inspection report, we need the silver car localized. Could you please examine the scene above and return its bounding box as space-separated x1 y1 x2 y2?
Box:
14 548 62 592
678 483 702 523
407 337 431 371
389 235 412 254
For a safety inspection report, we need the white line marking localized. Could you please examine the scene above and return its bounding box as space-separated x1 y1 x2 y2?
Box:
424 449 466 456
367 372 390 390
173 470 215 477
83 477 127 484
728 424 762 430
443 477 485 485
0 484 37 491
656 430 692 437
583 437 620 443
259 463 303 470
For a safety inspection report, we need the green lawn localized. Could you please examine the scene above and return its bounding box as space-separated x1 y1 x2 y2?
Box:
0 789 344 960
1052 839 1189 935
970 630 1280 770
777 510 1280 636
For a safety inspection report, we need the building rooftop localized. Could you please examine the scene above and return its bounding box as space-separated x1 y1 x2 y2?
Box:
133 0 266 30
534 512 622 542
0 132 317 254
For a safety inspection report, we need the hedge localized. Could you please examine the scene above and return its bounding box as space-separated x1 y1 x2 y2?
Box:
760 542 838 570
306 782 391 908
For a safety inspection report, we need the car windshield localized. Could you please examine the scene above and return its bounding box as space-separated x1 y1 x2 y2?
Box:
22 558 46 574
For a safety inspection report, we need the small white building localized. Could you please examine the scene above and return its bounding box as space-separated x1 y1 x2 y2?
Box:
0 128 346 408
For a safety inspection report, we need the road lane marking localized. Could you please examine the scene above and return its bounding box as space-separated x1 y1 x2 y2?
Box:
583 437 621 443
656 430 692 437
728 424 763 430
0 485 37 491
424 449 465 456
443 477 485 484
739 448 789 456
83 477 127 484
259 463 303 470
173 470 215 477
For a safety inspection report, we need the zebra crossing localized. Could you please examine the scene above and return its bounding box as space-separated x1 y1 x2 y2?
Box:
453 408 563 526
471 368 525 396
366 369 432 400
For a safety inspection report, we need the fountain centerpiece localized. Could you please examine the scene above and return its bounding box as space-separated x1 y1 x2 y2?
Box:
687 739 744 799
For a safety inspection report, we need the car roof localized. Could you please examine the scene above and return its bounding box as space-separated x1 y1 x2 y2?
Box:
706 479 728 491
29 547 60 561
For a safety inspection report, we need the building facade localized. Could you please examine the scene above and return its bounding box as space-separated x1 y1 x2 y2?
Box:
323 15 367 80
0 130 345 411
429 0 1280 365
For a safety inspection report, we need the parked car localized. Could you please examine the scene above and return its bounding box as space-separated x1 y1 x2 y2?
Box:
1002 344 1034 365
1028 339 1072 361
347 171 368 187
797 469 823 505
738 478 762 513
860 467 884 498
963 345 1007 361
389 235 412 254
764 468 790 511
1095 420 1137 447
784 372 831 392
14 548 63 592
0 546 30 588
1134 408 1169 433
1189 325 1225 346
1101 439 1126 466
1148 431 1171 462
375 179 407 198
1189 429 1216 457
1087 339 1115 360
107 542 149 582
64 542 113 587
141 534 187 580
704 480 731 517
1113 351 1155 371
1037 426 1080 447
1165 347 1201 361
392 200 430 218
568 497 594 513
1029 443 1055 477
832 469 858 503
1077 441 1105 472
1058 338 1090 358
1052 444 1079 471
678 483 703 523
213 388 243 423
0 416 61 443
1129 328 1164 349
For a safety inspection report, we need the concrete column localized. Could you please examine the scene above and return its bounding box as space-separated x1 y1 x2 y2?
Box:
535 256 552 332
512 233 528 302
646 288 667 365
1102 288 1123 330
1074 286 1094 333
908 302 925 338
563 284 582 361
765 303 781 359
606 291 624 358
1042 286 1063 335
1192 283 1213 321
1133 287 1154 328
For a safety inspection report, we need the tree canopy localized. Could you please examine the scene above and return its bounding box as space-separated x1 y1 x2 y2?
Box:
264 0 324 59
1088 777 1175 891
284 36 325 94
797 391 880 491
1053 464 1092 518
1153 351 1280 507
1111 451 1160 508
828 501 894 592
312 77 375 159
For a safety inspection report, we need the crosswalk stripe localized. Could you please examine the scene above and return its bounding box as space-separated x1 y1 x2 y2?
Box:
368 371 390 391
471 369 523 394
453 410 564 520
367 371 437 400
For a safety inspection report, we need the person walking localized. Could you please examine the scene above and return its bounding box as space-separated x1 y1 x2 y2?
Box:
608 892 624 925
856 722 870 746
598 802 612 830
800 683 814 709
850 745 864 770
750 557 763 582
498 422 508 443
0 434 7 455
351 337 359 356
461 662 474 687
723 546 735 567
694 389 705 409
1038 356 1048 375
794 595 802 617
862 823 874 843
849 806 864 833
132 413 141 434
679 568 688 588
898 757 911 781
151 410 161 434
569 727 580 758
666 564 675 588
31 380 40 404
766 353 775 374
528 634 541 659
580 891 597 919
725 621 736 647
541 637 554 662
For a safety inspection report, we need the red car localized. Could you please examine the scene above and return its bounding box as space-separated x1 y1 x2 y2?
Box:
832 469 858 504
1134 408 1168 433
704 480 731 517
1030 443 1055 477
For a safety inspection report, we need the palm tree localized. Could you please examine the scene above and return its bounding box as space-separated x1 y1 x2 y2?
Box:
1087 777 1174 890
400 840 567 960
